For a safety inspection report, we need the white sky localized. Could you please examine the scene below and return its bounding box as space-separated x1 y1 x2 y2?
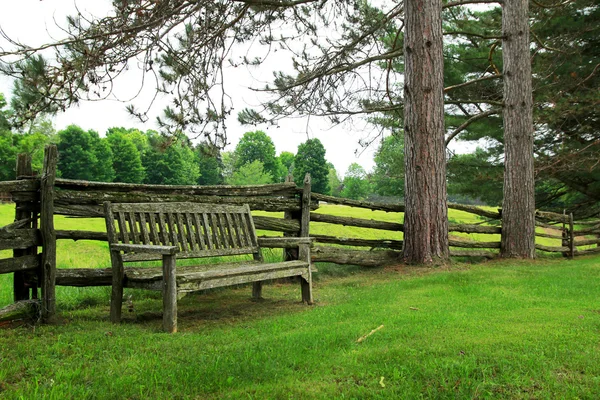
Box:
0 1 475 175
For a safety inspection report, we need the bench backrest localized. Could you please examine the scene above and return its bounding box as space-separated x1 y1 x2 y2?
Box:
104 202 261 262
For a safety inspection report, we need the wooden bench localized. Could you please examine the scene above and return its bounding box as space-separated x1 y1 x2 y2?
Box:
104 202 313 332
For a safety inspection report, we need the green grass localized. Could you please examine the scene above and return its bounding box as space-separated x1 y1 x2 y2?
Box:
1 256 599 398
2 203 599 398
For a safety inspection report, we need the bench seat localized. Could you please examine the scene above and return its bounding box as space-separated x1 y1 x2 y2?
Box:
124 260 310 292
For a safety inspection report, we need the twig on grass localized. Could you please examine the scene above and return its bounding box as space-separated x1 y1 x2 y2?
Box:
357 324 384 343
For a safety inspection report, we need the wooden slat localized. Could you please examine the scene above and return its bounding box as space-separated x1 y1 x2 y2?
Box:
175 213 189 252
217 213 230 249
128 211 139 244
0 255 39 274
117 212 130 244
184 213 197 251
224 213 238 247
0 229 40 251
157 212 169 245
121 246 260 262
235 213 250 247
166 213 179 249
139 212 151 245
202 213 214 250
192 213 207 250
147 212 159 245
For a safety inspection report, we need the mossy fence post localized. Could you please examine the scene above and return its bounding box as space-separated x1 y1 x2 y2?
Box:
40 145 57 321
13 153 36 301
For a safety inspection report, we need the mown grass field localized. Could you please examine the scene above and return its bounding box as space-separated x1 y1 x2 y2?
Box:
1 203 599 398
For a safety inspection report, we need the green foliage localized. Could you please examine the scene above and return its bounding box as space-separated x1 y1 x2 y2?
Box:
226 160 273 185
196 143 224 185
340 163 371 200
234 131 282 182
143 132 199 185
106 131 144 183
447 148 504 206
0 93 11 133
56 125 93 180
220 151 237 182
0 133 17 181
88 130 115 182
372 135 405 197
293 138 330 194
278 151 295 175
327 164 342 197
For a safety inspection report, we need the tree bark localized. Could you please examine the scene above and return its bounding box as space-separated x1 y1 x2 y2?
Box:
500 0 536 258
403 0 449 264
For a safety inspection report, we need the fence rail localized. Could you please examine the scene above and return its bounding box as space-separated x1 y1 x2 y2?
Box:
2 146 600 321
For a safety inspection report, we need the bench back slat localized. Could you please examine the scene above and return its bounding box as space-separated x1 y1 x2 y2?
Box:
104 202 261 262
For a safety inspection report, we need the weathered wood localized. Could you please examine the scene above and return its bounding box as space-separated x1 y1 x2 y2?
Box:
55 268 112 286
55 178 298 196
448 203 501 220
310 213 404 232
311 193 404 213
573 238 600 247
55 190 304 212
535 220 563 230
448 224 501 234
535 232 564 240
311 246 401 267
40 145 57 322
13 154 35 302
535 210 570 224
163 254 177 333
311 235 403 250
574 219 600 226
10 191 39 203
576 246 600 255
257 237 314 248
450 250 497 259
1 218 36 232
0 300 41 323
111 243 179 255
0 229 40 251
569 213 575 259
299 173 313 304
572 226 600 235
0 255 40 274
56 230 108 241
535 243 570 253
449 238 501 249
0 179 38 193
254 215 300 233
105 201 312 331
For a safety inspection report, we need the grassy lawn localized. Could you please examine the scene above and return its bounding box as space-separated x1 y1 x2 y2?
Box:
1 203 599 398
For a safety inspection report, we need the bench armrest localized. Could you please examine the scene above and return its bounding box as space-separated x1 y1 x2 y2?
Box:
110 243 179 255
257 237 314 249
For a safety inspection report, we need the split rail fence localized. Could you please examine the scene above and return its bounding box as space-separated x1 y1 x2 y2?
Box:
1 145 600 321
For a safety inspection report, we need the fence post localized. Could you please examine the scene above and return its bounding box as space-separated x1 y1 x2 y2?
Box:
13 154 35 301
283 174 300 262
40 145 57 321
569 212 575 259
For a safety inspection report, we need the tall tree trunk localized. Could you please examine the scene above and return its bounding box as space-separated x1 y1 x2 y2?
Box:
403 0 448 264
501 0 536 258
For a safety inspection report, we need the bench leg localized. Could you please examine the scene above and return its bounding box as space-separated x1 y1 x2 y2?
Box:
162 254 177 333
252 281 263 300
110 253 124 323
301 276 313 305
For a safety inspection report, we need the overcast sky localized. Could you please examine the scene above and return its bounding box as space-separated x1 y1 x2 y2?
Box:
0 0 393 175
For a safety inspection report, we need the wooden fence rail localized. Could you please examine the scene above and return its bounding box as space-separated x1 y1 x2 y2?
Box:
2 145 599 321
